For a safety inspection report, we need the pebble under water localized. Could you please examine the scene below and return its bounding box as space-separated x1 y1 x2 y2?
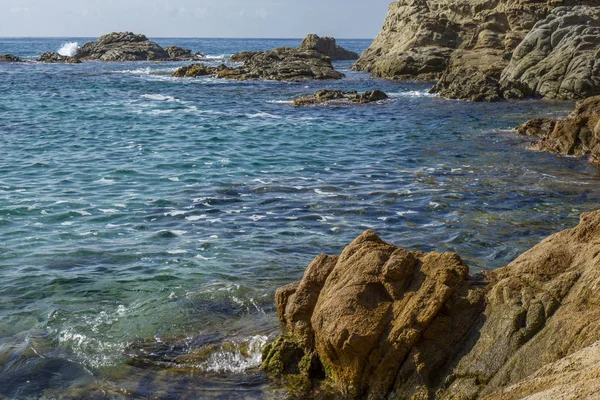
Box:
1 38 600 399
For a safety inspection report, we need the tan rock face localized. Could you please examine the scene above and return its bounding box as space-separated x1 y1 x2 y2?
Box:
266 211 600 399
515 96 600 166
298 34 359 60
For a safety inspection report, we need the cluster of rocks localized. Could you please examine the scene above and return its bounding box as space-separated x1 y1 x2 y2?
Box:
354 2 600 102
292 89 388 106
37 52 81 64
173 48 344 82
264 211 600 399
517 96 600 166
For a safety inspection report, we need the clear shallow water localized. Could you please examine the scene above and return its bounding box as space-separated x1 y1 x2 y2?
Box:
1 37 600 399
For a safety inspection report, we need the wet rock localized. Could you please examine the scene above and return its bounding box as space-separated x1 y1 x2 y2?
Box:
175 48 344 82
500 6 600 100
37 52 81 64
164 46 204 61
292 89 388 106
267 210 600 398
298 34 359 60
76 32 170 61
171 63 226 78
0 54 22 62
515 96 600 166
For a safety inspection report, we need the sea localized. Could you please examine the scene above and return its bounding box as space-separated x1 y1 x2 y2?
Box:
1 37 600 399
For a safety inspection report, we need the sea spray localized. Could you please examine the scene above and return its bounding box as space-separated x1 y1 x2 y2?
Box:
57 42 79 57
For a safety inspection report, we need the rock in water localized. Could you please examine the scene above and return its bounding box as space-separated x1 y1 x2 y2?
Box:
515 96 600 166
292 89 388 106
266 212 600 398
172 63 225 78
500 6 600 100
298 34 359 60
76 32 170 61
37 52 81 64
0 54 22 62
173 48 344 82
164 46 204 61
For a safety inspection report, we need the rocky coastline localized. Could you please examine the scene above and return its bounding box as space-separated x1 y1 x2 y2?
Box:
264 211 600 399
353 2 600 102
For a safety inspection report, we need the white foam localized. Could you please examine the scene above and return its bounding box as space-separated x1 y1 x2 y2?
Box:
246 112 282 119
249 215 265 221
396 211 418 216
186 215 207 221
167 249 188 255
95 178 115 185
75 210 92 216
202 54 229 60
265 100 293 105
99 209 118 214
202 335 267 374
165 210 186 217
141 94 184 103
388 90 437 98
57 42 79 57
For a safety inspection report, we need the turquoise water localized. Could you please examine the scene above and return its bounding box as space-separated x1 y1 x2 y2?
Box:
1 38 600 399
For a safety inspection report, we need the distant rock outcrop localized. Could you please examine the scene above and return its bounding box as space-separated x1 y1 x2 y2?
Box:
0 54 22 62
76 32 170 61
516 96 600 166
264 210 600 399
298 34 359 60
37 52 81 64
173 48 344 82
164 46 204 61
292 89 388 106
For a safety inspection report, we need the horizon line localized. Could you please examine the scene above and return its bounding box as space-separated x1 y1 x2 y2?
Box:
0 35 375 40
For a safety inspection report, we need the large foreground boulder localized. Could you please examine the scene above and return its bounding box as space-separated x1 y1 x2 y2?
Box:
265 210 600 399
76 32 170 61
173 48 344 82
298 34 359 61
516 96 600 166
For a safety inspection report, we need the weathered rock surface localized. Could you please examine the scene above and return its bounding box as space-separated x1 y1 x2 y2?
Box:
292 89 388 106
356 1 600 101
174 48 344 82
76 32 170 61
516 96 600 166
500 6 600 100
37 52 81 64
266 210 600 399
171 63 226 78
298 34 359 61
164 46 204 61
0 54 22 62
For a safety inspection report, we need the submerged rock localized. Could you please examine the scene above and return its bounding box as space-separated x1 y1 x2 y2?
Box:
37 52 81 64
298 34 359 60
76 32 170 61
500 6 600 100
516 96 600 166
292 89 388 106
174 48 344 82
164 46 204 61
265 211 600 398
0 54 22 62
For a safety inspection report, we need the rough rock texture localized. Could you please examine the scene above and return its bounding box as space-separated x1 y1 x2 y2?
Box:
163 46 203 61
76 32 170 61
171 63 226 78
298 34 359 60
264 230 487 398
500 6 600 100
174 48 344 82
267 211 600 399
37 52 82 64
292 89 389 106
0 54 22 62
516 96 600 166
355 1 600 101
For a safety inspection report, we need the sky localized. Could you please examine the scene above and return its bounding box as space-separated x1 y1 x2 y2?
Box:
1 0 392 38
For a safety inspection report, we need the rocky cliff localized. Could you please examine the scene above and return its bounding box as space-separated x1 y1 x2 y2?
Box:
264 210 600 399
355 1 600 101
